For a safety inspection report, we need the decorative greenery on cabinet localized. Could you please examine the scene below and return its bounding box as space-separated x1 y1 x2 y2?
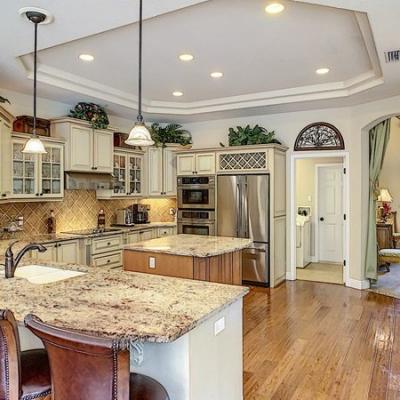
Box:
150 123 192 147
0 96 10 104
69 102 109 129
225 125 281 146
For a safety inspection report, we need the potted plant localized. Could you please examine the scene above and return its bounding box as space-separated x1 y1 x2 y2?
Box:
225 124 281 146
150 123 192 148
69 102 109 129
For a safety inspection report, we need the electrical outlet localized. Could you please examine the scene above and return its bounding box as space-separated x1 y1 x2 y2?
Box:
149 257 156 269
214 317 225 336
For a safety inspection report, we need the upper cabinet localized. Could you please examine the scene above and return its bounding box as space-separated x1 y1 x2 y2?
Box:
146 146 177 196
51 118 113 173
97 149 144 199
10 135 64 199
176 152 215 176
0 107 13 199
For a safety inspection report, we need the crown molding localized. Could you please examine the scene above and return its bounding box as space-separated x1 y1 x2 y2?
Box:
20 11 382 116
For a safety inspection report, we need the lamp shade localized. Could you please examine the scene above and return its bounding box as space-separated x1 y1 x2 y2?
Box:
125 123 154 147
378 188 393 203
22 136 47 154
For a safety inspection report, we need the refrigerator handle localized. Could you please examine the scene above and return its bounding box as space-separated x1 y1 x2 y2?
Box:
243 179 249 238
236 182 241 237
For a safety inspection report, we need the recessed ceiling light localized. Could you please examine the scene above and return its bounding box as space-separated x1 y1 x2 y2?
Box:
79 54 94 62
265 3 285 14
173 91 183 97
179 54 194 62
316 67 330 75
210 71 224 79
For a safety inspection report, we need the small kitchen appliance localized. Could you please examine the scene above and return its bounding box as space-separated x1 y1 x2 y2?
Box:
132 204 150 224
115 208 134 226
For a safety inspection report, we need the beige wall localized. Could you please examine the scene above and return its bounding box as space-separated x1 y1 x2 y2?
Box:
0 191 176 236
378 117 400 231
296 157 343 257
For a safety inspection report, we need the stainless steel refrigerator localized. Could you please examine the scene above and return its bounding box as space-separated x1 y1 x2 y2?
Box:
217 174 269 286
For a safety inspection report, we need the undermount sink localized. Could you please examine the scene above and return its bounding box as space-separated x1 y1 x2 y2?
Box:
14 265 86 284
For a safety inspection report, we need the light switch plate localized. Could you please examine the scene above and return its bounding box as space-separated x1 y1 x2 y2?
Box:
214 317 225 336
149 257 156 269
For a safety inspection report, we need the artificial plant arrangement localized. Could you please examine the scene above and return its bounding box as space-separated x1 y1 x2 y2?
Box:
69 102 109 129
150 123 192 147
0 96 10 104
225 124 281 146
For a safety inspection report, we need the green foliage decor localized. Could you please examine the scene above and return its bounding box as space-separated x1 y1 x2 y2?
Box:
0 96 10 104
150 123 192 147
69 102 109 129
227 124 281 146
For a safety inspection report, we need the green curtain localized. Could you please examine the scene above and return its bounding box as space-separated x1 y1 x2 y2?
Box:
365 119 391 281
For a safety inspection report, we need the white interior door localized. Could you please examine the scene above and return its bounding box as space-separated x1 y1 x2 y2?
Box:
317 165 343 263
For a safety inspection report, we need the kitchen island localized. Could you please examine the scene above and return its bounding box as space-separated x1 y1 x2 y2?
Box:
0 261 248 400
123 234 252 285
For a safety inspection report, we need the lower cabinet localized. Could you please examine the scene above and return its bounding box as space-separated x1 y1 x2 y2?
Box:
90 234 123 269
34 240 80 264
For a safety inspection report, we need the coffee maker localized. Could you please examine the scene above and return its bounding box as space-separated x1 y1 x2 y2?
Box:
131 204 150 224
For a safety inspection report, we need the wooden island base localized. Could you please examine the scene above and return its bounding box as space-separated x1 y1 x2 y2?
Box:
123 249 243 285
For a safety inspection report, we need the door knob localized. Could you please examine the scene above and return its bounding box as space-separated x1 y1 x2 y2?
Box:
320 217 324 221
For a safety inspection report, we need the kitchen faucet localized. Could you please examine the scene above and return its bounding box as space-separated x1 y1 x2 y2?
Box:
4 242 47 279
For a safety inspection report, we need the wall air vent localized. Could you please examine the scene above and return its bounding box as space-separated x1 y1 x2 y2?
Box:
385 50 400 63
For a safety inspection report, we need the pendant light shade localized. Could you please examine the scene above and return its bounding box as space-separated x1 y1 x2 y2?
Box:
126 122 154 146
125 0 154 147
22 136 47 154
22 11 47 154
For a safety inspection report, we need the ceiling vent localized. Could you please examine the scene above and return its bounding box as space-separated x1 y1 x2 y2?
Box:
385 50 400 63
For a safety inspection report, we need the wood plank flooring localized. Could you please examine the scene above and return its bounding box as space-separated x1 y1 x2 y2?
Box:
243 281 400 399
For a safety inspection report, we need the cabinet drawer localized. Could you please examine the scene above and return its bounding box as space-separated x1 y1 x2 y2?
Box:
92 252 122 268
158 227 176 237
137 229 154 241
92 235 122 254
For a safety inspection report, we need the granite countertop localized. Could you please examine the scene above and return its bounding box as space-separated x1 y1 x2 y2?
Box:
0 261 248 345
123 234 253 257
0 222 177 254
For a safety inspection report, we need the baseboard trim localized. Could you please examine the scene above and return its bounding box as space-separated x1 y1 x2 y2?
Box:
345 278 370 290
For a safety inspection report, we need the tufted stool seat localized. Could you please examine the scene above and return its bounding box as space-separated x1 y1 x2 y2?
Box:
1 309 51 400
25 314 169 400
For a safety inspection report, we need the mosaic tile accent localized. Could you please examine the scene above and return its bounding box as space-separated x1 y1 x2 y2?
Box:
0 190 176 235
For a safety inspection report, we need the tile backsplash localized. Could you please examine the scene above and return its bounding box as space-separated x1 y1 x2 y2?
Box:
0 190 176 235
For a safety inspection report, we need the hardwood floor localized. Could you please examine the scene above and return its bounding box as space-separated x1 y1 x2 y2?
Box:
243 281 400 399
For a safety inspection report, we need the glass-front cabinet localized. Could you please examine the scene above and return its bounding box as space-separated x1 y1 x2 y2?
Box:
101 149 144 198
11 136 64 199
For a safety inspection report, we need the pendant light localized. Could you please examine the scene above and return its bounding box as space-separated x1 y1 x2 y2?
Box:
22 11 47 154
125 0 154 147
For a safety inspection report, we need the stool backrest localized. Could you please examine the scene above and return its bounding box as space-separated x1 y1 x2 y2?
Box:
25 314 130 400
0 309 21 400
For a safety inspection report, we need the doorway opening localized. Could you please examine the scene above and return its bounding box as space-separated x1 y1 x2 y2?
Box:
369 117 400 299
290 152 349 285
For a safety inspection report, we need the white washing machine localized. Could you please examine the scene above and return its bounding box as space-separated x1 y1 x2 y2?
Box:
296 215 311 268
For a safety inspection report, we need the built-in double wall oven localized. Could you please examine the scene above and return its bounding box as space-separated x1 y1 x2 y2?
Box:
177 176 215 236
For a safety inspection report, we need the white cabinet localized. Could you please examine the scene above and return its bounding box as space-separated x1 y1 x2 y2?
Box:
147 146 177 196
177 152 215 175
0 107 13 200
51 118 114 173
97 150 144 199
11 136 64 199
157 226 177 237
34 240 80 264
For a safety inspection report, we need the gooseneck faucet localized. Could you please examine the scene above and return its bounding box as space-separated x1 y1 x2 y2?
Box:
4 242 47 279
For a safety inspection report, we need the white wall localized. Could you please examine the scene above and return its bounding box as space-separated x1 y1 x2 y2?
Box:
185 94 400 286
4 83 400 286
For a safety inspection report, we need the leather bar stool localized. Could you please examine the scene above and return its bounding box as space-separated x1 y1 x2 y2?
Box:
25 314 169 400
0 309 51 400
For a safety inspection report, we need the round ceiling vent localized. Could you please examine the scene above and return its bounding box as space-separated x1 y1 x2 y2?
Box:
18 7 54 24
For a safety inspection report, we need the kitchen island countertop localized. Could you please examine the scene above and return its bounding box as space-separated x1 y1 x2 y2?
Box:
123 234 252 257
0 261 248 344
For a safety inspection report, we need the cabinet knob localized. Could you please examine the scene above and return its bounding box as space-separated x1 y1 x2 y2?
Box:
35 193 39 196
107 259 111 263
107 242 111 246
1 193 6 197
40 193 43 196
